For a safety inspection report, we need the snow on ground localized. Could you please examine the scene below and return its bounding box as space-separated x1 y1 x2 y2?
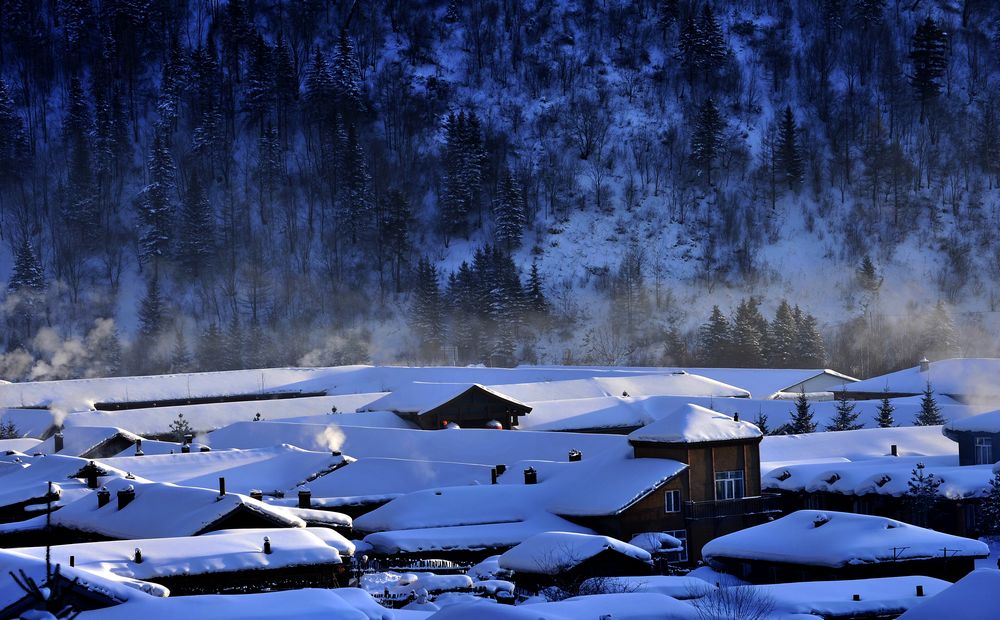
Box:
742 576 950 619
701 510 989 567
580 575 715 599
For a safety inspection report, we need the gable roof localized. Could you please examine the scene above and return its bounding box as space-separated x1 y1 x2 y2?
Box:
702 510 989 567
498 532 651 575
840 358 1000 402
628 403 762 444
944 409 1000 434
359 382 531 416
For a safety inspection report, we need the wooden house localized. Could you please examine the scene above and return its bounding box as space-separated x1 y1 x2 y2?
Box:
360 383 531 430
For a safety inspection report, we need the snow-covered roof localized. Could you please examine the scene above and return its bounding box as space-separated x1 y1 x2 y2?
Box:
1 476 308 540
0 437 41 453
34 425 141 457
17 527 349 584
628 532 683 554
0 452 119 512
580 575 714 600
359 382 530 415
486 372 751 402
944 409 1000 434
763 456 994 500
842 358 1000 402
760 425 957 470
209 421 631 465
498 531 651 575
302 457 493 502
628 403 762 444
99 444 347 497
897 569 1000 620
741 576 950 619
702 510 989 567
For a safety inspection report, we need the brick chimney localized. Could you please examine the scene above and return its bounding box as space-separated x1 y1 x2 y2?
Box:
54 430 64 453
117 485 136 510
568 449 582 462
523 467 537 485
298 488 311 509
134 439 143 457
97 487 111 508
218 477 226 497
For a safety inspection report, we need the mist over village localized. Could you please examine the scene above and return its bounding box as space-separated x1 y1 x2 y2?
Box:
1 0 1000 618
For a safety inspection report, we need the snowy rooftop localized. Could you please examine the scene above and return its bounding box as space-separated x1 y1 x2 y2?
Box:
944 408 1000 434
98 444 347 497
702 510 989 567
897 569 1000 620
748 576 950 618
34 425 141 457
628 403 762 444
17 527 350 583
763 456 994 500
0 452 120 512
359 382 530 415
302 457 493 502
760 425 957 470
498 531 651 574
843 358 1000 402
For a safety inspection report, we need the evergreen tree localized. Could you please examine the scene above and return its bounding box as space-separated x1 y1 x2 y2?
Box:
922 301 958 360
979 470 1000 538
62 75 99 241
413 257 445 360
909 16 948 124
176 171 215 277
853 0 885 28
753 410 770 435
440 111 485 237
88 319 122 378
273 33 298 122
304 48 335 125
8 240 46 293
137 276 165 338
155 37 187 131
244 31 275 132
777 106 803 191
225 315 245 370
875 388 896 427
138 130 176 264
339 124 372 244
657 0 679 34
790 389 817 434
828 389 863 431
679 4 727 79
905 462 942 527
197 322 227 371
494 169 526 251
731 299 766 367
380 189 413 293
331 30 366 121
168 412 193 443
699 305 732 366
170 329 192 373
690 98 724 185
769 300 797 368
0 80 30 185
794 310 826 368
6 239 46 348
857 255 882 294
822 0 845 35
526 261 549 315
915 381 945 425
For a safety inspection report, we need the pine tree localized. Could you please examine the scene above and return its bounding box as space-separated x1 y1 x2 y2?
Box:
6 239 46 348
853 0 885 28
138 130 176 264
753 410 770 435
526 261 549 315
828 389 863 431
8 240 46 293
168 412 193 443
413 257 445 361
225 315 245 371
875 389 896 427
657 0 679 34
137 276 165 338
176 171 215 277
769 300 797 368
331 30 366 121
691 98 724 185
440 111 486 237
380 189 413 293
304 48 335 125
494 169 526 251
822 0 845 35
170 329 192 373
905 462 942 527
909 17 949 124
339 124 372 244
273 33 298 123
88 319 122 378
915 381 945 425
794 310 826 368
62 76 99 241
790 389 817 434
155 37 187 131
979 470 1000 538
197 322 227 371
777 106 803 191
0 80 30 185
922 301 958 360
731 299 766 367
857 255 882 294
244 31 275 133
699 305 732 366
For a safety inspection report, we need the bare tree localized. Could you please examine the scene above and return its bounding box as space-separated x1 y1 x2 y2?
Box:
691 584 776 620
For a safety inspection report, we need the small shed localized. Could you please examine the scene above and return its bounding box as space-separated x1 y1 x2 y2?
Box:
498 531 652 594
361 383 531 430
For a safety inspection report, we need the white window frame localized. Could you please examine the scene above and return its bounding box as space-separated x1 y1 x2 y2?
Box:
975 437 993 465
665 529 688 563
715 470 745 501
664 489 681 513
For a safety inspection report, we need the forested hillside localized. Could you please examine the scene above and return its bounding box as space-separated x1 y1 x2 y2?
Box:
0 0 997 380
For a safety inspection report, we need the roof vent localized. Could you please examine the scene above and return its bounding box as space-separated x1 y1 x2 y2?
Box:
919 357 930 372
568 449 582 462
876 475 892 487
812 513 831 528
776 470 791 482
524 467 538 485
117 485 136 510
825 473 841 484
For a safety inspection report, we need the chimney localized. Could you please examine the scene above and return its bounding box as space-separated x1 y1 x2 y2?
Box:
218 477 226 497
97 487 111 508
852 594 861 601
919 357 930 373
568 449 582 462
134 439 143 457
133 547 142 564
495 464 507 476
891 444 898 457
85 461 99 489
181 443 191 453
523 467 537 485
69 555 74 567
250 489 263 501
117 485 135 510
54 431 64 453
916 585 925 597
733 412 740 422
298 488 312 509
263 536 272 554
491 467 498 485
199 446 211 452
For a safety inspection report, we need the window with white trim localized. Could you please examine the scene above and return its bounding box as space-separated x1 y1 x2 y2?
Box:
975 437 993 465
715 470 745 500
664 489 681 513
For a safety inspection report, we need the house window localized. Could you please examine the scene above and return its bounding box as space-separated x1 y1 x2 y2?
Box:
715 470 745 500
665 490 681 513
975 437 993 465
664 529 688 563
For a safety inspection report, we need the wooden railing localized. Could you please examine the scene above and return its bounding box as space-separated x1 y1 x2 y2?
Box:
683 494 782 520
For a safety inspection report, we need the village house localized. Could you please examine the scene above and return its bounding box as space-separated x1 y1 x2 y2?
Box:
834 358 1000 407
943 410 1000 466
358 382 532 430
701 510 988 584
